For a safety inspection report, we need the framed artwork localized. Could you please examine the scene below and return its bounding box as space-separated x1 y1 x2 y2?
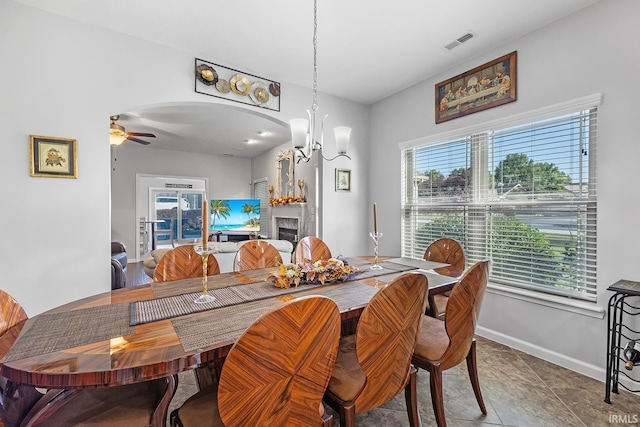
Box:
30 135 78 178
335 168 351 192
435 51 517 124
194 57 281 112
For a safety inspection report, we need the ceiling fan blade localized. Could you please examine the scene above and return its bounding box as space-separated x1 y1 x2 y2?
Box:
127 136 151 145
127 132 156 138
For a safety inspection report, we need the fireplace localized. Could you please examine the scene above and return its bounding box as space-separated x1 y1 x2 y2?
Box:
274 217 300 253
278 227 298 245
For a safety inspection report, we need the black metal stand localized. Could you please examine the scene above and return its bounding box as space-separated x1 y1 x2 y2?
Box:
605 279 640 403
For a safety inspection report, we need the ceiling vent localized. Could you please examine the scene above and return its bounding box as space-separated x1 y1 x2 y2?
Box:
444 31 476 50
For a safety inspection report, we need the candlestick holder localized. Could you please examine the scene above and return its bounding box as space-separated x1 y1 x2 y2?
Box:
297 179 305 201
193 244 216 304
369 232 383 270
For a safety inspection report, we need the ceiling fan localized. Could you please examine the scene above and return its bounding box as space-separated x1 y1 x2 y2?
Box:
109 115 156 145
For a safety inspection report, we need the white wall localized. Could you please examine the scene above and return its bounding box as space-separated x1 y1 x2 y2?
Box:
252 141 318 238
369 0 639 380
111 143 253 258
1 1 368 315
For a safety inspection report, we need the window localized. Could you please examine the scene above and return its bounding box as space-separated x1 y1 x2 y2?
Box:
253 178 269 236
401 97 599 301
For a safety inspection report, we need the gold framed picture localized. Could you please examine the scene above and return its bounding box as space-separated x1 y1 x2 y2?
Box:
30 135 78 178
335 168 351 192
435 51 517 124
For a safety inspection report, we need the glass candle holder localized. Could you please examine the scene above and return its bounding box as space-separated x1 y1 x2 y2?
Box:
369 232 383 270
193 245 216 304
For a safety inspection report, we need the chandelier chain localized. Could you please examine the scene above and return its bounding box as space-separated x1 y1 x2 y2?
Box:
312 0 318 112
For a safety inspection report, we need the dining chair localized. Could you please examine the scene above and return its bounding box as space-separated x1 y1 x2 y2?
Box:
153 244 220 282
171 295 342 427
0 289 44 427
20 375 177 427
232 240 283 272
412 259 490 427
323 273 429 427
0 289 178 427
293 235 332 263
423 238 466 319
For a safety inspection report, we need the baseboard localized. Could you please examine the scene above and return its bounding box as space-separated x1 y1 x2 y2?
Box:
476 325 605 382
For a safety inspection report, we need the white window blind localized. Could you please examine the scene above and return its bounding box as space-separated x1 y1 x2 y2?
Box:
253 179 269 236
402 107 598 301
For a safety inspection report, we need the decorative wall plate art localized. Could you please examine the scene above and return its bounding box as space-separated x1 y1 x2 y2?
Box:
195 58 281 111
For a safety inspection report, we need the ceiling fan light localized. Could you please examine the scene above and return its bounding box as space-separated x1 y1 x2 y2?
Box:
110 134 126 145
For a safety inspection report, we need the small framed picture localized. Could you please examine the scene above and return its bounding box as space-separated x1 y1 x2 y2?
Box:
30 135 78 178
335 168 351 192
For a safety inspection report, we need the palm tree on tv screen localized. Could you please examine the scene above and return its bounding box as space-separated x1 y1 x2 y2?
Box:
211 200 231 230
241 202 260 227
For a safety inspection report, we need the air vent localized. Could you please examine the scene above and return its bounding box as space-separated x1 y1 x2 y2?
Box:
444 31 476 50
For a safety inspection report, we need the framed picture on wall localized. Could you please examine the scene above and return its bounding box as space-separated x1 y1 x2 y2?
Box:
435 51 517 124
30 135 78 178
335 168 351 192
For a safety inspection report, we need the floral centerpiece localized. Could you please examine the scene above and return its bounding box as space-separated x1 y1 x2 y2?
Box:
267 258 359 289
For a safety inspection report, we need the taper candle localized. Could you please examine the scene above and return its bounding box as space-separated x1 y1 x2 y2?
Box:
202 199 209 244
373 202 378 234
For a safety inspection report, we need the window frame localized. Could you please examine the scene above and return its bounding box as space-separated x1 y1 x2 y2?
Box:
400 94 601 302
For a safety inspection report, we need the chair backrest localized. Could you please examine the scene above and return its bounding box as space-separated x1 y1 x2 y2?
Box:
293 236 332 263
0 289 28 337
441 260 490 371
217 295 341 426
153 245 220 283
353 273 428 414
0 290 43 427
423 238 465 271
233 240 283 272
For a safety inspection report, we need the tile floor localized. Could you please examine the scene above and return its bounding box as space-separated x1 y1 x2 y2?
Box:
166 336 640 427
125 264 640 426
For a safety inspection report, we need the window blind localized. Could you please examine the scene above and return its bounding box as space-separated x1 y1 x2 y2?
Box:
253 179 269 236
401 107 598 300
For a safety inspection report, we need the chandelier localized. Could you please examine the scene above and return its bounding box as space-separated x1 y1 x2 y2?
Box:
290 0 351 163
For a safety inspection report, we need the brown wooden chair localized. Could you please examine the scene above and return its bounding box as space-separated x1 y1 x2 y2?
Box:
233 240 283 272
412 260 490 427
423 238 465 319
153 244 220 282
293 236 332 263
0 289 178 427
0 289 43 427
323 273 429 427
21 376 177 427
171 295 342 427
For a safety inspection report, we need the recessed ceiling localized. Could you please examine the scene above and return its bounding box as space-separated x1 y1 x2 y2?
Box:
113 104 290 158
14 0 600 157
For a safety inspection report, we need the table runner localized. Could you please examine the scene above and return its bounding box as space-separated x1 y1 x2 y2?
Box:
385 257 449 270
172 299 282 352
151 272 247 299
373 269 458 289
1 303 134 363
131 287 245 325
133 279 323 326
172 281 378 352
349 260 416 280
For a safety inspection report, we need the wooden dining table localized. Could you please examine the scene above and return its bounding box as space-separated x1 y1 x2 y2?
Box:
0 256 460 391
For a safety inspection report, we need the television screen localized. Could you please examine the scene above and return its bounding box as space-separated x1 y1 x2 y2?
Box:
209 199 260 233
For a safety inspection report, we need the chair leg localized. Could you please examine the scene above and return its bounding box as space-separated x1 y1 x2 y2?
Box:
427 362 446 427
339 403 356 427
151 374 178 427
321 407 333 427
466 339 487 415
404 365 421 427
